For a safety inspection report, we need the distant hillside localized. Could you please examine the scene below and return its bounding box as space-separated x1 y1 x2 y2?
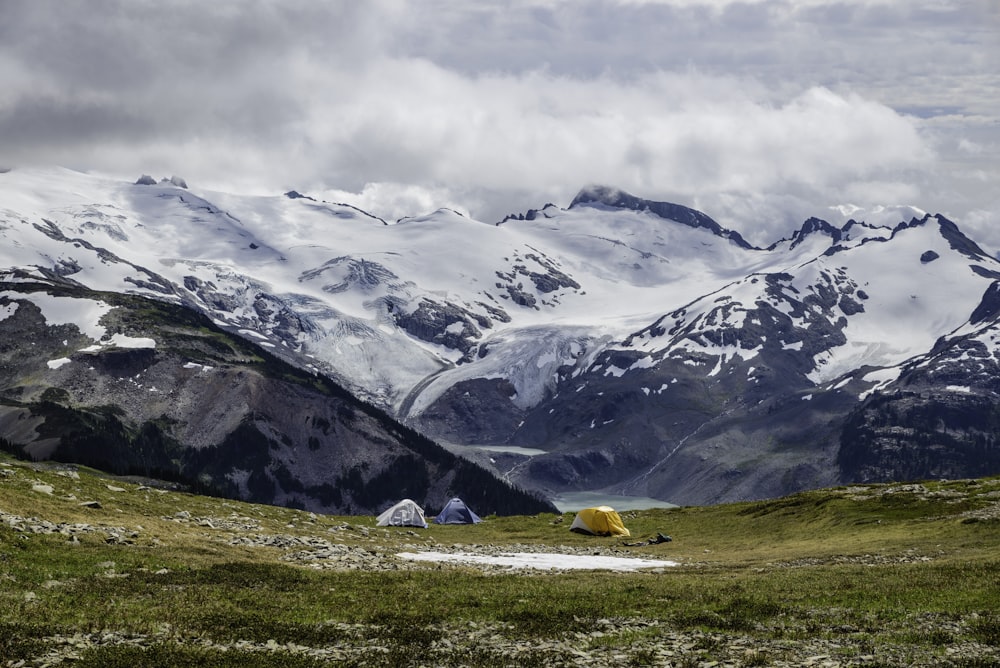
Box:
0 276 554 516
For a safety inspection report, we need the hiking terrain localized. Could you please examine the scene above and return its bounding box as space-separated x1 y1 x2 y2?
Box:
1 455 998 666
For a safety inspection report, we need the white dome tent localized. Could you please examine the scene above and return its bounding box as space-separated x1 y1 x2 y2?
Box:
376 499 428 528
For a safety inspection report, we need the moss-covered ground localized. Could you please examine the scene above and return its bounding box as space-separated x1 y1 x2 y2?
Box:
1 453 998 666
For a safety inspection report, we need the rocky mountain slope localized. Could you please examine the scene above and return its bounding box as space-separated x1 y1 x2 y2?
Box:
0 275 553 516
2 167 999 507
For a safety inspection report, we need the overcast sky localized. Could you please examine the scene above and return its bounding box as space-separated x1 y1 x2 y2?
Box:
1 0 997 248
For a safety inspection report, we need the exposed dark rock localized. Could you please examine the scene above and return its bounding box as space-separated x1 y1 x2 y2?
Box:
970 281 1000 325
385 297 487 355
920 250 940 263
839 390 1000 483
523 253 580 293
497 204 559 225
838 295 865 316
504 283 537 308
301 257 401 294
934 214 989 259
412 377 523 445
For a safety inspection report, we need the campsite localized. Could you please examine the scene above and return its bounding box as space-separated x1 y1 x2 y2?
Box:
1 455 999 666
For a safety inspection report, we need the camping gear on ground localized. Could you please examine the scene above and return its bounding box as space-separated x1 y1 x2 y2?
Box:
434 497 483 524
623 532 672 546
569 506 631 537
376 498 428 528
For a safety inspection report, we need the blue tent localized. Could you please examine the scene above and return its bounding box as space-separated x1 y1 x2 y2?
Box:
434 497 483 525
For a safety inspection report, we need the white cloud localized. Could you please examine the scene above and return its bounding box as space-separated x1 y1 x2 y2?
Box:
292 65 933 240
0 0 995 248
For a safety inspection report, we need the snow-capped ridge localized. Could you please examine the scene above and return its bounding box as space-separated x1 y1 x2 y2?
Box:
134 174 187 188
767 217 844 252
568 184 755 249
769 212 986 261
497 204 560 225
395 207 474 225
283 190 388 225
839 219 893 242
791 217 841 249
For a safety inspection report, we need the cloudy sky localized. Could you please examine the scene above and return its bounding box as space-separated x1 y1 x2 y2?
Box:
2 0 997 247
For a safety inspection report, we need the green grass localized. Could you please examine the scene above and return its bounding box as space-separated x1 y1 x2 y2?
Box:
2 454 999 666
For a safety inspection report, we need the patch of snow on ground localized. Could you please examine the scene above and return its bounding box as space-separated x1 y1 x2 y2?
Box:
535 350 557 368
183 362 213 371
858 367 902 400
46 358 71 369
0 301 18 321
239 328 269 340
3 291 111 341
628 355 656 371
946 385 972 393
107 333 156 348
809 341 910 385
397 551 678 571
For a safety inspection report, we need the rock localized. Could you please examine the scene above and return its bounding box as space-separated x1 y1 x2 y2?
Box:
920 250 940 263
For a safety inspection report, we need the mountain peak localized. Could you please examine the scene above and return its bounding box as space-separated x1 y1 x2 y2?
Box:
788 217 842 249
568 184 630 208
568 185 754 249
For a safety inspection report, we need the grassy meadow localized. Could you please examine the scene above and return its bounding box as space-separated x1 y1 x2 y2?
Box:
1 453 998 666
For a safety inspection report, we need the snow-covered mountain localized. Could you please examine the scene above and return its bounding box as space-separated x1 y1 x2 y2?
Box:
2 167 998 506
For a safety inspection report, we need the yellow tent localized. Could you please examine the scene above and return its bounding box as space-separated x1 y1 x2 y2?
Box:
568 506 630 537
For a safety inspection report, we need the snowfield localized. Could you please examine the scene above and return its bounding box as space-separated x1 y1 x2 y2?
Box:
397 551 678 571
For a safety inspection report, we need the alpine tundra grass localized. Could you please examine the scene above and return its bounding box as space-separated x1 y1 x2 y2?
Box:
1 453 998 666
